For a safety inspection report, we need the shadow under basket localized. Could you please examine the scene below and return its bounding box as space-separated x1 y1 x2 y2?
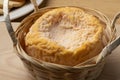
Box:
4 4 120 80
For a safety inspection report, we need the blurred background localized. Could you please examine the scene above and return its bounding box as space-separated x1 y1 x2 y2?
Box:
12 0 120 21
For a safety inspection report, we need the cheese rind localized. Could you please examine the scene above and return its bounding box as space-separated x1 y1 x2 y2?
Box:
25 7 106 66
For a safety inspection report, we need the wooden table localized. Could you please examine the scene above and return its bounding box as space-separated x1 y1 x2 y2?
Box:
15 0 120 21
0 21 120 80
1 0 120 80
46 0 120 19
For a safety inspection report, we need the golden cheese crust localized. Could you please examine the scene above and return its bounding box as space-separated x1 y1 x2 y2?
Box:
25 7 105 66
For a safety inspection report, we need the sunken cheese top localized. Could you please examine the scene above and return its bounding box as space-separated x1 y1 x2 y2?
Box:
25 7 105 66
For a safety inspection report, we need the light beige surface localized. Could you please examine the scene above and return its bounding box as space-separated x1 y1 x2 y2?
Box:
0 21 120 80
46 0 120 19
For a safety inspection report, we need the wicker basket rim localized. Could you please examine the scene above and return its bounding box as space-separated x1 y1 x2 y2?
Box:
15 6 115 70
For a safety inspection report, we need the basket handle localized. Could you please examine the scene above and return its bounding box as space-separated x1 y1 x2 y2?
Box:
97 12 120 63
109 12 120 51
105 12 120 55
30 0 39 12
104 12 120 56
3 0 17 46
3 0 39 46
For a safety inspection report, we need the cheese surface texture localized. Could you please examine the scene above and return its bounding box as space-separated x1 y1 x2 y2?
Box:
25 7 105 66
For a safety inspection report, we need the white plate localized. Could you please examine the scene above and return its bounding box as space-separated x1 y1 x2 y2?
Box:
0 0 43 21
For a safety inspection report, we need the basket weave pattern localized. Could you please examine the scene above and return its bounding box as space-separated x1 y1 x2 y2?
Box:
15 7 115 80
20 57 105 80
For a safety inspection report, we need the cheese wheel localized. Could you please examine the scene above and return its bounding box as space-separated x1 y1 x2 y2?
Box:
25 7 106 66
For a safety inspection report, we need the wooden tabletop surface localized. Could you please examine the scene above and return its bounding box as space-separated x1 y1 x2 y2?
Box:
0 0 120 80
0 22 120 80
46 0 120 19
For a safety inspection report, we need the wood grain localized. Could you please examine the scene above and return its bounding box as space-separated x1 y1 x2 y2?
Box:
0 50 34 80
0 48 120 80
0 0 120 78
46 0 120 19
0 22 34 80
0 21 120 80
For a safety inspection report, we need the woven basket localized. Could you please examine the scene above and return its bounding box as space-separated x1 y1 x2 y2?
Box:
3 0 120 80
